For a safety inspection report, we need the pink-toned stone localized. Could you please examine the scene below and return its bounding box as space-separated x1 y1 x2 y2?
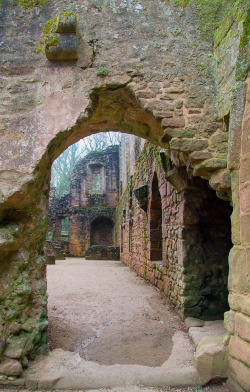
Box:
235 313 250 343
229 336 250 366
162 117 185 128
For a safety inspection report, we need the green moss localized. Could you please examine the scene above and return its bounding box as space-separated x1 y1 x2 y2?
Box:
60 11 76 19
165 0 237 42
15 0 49 10
235 3 250 81
97 67 109 76
36 16 59 54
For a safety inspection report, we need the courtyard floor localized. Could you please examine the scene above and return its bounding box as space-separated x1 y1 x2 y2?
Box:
18 258 228 390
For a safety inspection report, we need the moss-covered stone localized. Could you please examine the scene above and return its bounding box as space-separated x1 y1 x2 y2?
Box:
15 0 49 10
165 0 236 42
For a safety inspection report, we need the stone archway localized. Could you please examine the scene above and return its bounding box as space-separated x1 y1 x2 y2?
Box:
0 0 249 389
0 82 235 379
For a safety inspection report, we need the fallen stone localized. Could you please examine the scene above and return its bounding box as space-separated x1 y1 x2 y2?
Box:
193 335 228 382
185 317 205 329
0 358 22 377
188 320 227 347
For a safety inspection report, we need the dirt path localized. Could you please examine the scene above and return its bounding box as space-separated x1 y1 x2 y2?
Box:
47 258 193 367
22 258 214 389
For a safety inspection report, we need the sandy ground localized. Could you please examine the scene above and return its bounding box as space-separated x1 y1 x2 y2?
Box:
0 386 229 392
18 258 229 390
47 258 193 367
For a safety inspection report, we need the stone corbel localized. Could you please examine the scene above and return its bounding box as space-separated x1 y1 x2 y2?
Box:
45 13 78 61
165 166 194 192
134 185 149 212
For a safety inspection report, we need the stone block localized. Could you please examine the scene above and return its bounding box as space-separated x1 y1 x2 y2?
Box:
235 313 250 343
185 317 204 329
165 166 192 192
4 335 34 359
175 100 183 109
231 170 240 245
45 34 78 61
228 82 247 171
162 117 185 128
228 246 248 295
240 153 250 185
240 183 250 213
209 169 231 192
193 336 228 382
227 377 246 392
161 128 195 143
229 293 250 317
56 13 77 33
240 213 250 245
0 358 22 377
229 336 250 366
170 138 208 152
210 130 228 147
224 310 235 334
193 159 227 178
228 356 250 392
189 151 213 163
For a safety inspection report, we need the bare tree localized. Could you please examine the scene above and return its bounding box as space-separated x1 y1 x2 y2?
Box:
51 132 121 197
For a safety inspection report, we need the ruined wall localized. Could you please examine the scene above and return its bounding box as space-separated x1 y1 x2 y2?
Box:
118 141 232 319
0 0 249 386
48 145 119 257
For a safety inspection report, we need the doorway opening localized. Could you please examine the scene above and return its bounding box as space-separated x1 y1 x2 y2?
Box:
90 216 114 246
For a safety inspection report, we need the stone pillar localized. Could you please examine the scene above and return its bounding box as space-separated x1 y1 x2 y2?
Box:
227 75 250 392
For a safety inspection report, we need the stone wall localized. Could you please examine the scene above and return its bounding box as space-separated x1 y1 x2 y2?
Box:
0 0 249 387
118 141 232 319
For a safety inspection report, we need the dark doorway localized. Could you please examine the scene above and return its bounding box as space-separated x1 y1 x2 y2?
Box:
90 217 114 246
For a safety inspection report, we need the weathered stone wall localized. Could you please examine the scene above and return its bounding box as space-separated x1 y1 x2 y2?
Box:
48 146 119 257
0 0 249 386
119 141 232 319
